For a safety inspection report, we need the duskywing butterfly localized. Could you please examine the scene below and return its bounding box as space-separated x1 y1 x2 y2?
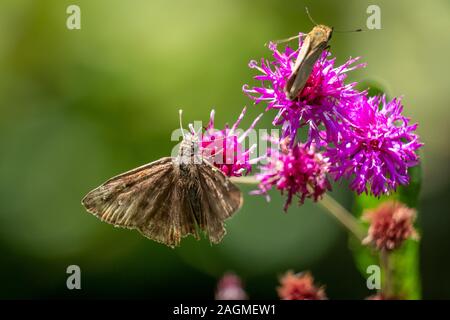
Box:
82 111 243 248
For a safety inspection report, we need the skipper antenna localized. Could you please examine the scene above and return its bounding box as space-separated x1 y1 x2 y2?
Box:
334 28 363 33
179 109 186 139
269 7 319 45
306 7 363 32
305 7 319 26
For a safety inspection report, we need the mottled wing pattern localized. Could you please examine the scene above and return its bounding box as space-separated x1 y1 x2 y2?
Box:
82 157 243 247
197 163 243 244
82 157 172 227
82 157 199 247
137 170 200 247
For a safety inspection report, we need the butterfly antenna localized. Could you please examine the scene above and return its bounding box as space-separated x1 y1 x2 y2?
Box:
305 6 363 33
272 34 302 45
334 28 364 33
179 109 186 140
305 7 319 26
272 6 317 45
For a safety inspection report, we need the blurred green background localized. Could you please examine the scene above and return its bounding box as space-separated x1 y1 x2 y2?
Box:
0 0 449 299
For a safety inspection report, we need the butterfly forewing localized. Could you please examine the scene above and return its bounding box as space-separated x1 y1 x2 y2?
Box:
82 157 173 227
287 41 325 100
81 154 243 247
285 34 311 99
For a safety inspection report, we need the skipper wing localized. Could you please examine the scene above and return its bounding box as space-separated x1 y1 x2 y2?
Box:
82 157 199 247
196 164 243 244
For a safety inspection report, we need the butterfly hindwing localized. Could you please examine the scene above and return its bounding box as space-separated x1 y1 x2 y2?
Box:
137 169 200 247
197 163 243 243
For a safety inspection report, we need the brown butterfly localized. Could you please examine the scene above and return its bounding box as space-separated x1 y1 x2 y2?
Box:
81 111 243 248
284 24 333 101
281 8 361 100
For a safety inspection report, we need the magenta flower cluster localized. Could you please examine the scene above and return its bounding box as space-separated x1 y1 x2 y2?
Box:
243 41 366 144
253 138 331 211
327 95 421 196
196 33 421 210
242 35 422 208
199 107 262 177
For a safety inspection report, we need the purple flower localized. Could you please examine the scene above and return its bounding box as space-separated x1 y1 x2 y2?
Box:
241 31 422 205
215 272 248 300
327 95 422 196
200 107 262 177
362 200 418 251
243 38 366 144
254 138 331 211
278 271 327 300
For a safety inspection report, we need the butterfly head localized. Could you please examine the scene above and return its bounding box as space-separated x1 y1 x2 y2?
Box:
179 131 199 157
310 25 333 43
177 109 202 164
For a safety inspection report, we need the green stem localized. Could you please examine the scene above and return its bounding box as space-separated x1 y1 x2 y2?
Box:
231 176 365 241
318 193 365 241
380 249 393 297
230 176 259 185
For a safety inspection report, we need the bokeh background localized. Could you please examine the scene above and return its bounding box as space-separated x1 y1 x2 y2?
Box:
0 0 449 299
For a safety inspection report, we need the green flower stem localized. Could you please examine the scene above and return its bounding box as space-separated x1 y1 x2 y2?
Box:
231 176 365 241
230 176 259 185
380 249 393 297
319 194 365 241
